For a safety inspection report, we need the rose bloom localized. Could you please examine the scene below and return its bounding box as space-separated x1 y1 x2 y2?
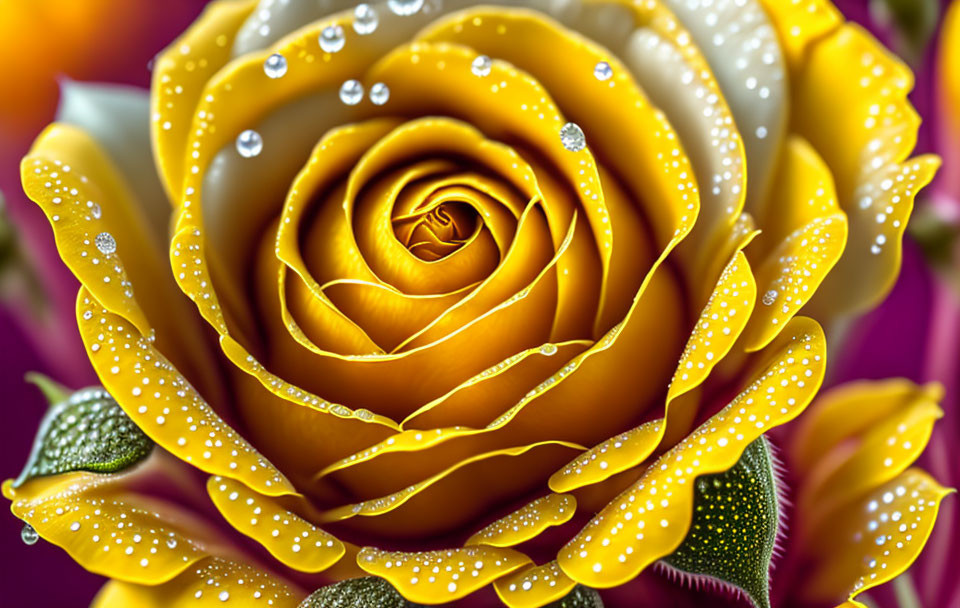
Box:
2 1 955 607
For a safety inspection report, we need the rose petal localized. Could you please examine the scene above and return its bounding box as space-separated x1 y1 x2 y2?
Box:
790 380 943 475
794 24 938 315
466 493 577 548
356 545 531 604
319 442 583 538
557 316 825 587
57 80 168 243
77 288 295 497
798 392 943 534
152 0 257 199
606 0 747 290
743 136 848 351
803 469 955 603
755 0 841 72
206 476 344 573
3 472 207 585
320 264 683 498
402 340 592 430
493 560 578 608
21 124 216 388
416 9 691 334
90 556 299 607
549 248 756 494
661 0 788 213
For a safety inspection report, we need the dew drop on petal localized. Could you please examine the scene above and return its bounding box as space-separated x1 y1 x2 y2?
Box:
388 0 423 16
369 82 390 105
353 4 379 34
21 523 39 546
594 61 613 81
319 25 345 53
762 289 778 306
263 53 287 78
560 123 586 152
95 232 117 255
471 55 492 77
235 129 263 158
339 80 364 105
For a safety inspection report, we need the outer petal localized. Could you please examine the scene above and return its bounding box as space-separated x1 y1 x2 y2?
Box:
803 469 955 603
151 0 257 199
466 493 577 548
77 288 295 497
91 556 299 607
790 379 943 474
206 476 344 573
794 24 938 315
744 136 847 351
493 561 578 608
20 123 222 401
3 471 209 585
558 316 825 588
356 545 532 605
756 0 842 72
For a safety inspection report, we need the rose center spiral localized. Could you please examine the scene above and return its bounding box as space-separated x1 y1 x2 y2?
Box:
393 200 481 261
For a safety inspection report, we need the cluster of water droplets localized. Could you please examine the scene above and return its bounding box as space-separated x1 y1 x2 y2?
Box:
236 0 436 158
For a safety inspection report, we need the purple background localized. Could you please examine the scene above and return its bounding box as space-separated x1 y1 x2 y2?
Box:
0 0 953 606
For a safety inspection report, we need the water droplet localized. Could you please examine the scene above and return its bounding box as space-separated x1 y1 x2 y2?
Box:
540 344 558 356
219 590 230 602
471 55 492 77
762 289 778 306
594 61 613 81
353 4 379 34
339 80 364 105
236 129 263 158
21 523 39 545
95 232 117 255
560 123 586 152
319 25 345 53
388 0 423 16
370 82 390 105
90 202 102 219
263 53 287 78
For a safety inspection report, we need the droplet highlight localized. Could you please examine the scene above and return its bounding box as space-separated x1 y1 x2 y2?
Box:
235 129 263 158
387 0 423 16
319 25 345 53
594 61 613 81
353 4 379 35
339 80 364 105
94 232 117 255
471 55 492 77
560 123 586 152
369 82 390 105
263 53 287 78
21 523 39 546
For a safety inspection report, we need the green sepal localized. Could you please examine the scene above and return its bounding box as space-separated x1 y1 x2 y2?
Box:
14 378 154 487
545 585 604 608
298 576 424 608
661 437 780 608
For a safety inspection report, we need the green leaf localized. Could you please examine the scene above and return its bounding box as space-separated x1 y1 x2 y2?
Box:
298 577 422 608
661 437 780 608
14 379 154 487
545 585 604 608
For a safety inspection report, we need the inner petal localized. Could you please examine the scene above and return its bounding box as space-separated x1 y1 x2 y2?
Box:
395 198 481 261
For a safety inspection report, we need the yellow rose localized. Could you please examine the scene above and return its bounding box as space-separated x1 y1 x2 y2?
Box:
4 1 954 607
